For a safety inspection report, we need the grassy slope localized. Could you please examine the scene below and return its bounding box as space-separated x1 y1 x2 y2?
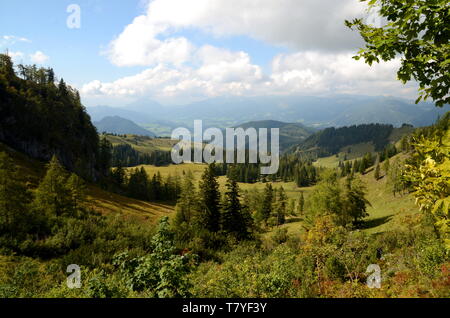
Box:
278 153 418 236
104 134 178 153
312 126 414 169
0 142 174 224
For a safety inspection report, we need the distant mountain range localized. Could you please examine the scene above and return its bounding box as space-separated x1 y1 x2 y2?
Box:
94 116 156 137
87 95 449 136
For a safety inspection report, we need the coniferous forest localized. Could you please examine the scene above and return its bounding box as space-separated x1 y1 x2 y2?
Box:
0 0 449 303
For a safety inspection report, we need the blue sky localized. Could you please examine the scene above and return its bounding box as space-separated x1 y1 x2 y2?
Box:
0 0 418 106
0 0 146 85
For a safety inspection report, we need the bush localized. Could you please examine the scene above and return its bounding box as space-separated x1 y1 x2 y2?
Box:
271 228 289 245
324 256 346 281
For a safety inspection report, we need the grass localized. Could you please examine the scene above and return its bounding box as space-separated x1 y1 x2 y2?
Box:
358 156 418 234
104 134 178 153
86 185 174 223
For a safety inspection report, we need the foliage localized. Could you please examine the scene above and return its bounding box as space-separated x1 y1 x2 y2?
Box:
114 217 193 297
346 0 449 106
198 164 221 233
404 114 450 249
221 172 254 240
307 172 370 227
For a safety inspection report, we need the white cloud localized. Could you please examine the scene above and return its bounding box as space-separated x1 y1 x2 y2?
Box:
107 0 367 67
7 51 24 63
195 45 263 83
29 51 49 64
106 14 193 66
82 50 415 105
83 45 264 102
144 0 366 51
83 0 414 105
269 51 408 96
1 35 31 45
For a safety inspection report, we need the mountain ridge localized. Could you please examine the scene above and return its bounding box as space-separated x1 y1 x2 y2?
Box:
87 95 449 134
94 116 156 137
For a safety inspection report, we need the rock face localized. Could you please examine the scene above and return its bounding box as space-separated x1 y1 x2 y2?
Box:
0 111 100 180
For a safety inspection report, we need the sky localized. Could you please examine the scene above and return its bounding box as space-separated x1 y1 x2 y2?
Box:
0 0 419 107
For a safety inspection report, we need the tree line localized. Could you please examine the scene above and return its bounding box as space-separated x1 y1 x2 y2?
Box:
0 54 104 180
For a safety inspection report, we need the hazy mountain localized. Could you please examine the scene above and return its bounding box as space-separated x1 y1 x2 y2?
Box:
94 116 156 137
87 95 449 134
171 95 448 128
234 120 315 152
87 106 155 124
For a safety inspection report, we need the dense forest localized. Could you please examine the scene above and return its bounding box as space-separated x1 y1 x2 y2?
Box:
111 143 173 167
295 124 395 157
0 54 108 180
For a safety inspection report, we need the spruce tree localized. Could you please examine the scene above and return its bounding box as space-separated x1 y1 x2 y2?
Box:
298 191 305 215
374 163 381 180
198 164 221 232
0 152 32 242
66 173 87 216
259 183 273 224
221 173 250 239
383 158 390 176
275 187 287 225
288 199 296 216
174 171 197 227
33 155 71 217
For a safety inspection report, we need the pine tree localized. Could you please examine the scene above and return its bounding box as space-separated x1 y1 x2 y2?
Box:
111 164 126 188
198 164 221 233
0 152 32 242
98 137 112 177
221 173 250 239
174 171 197 227
66 173 87 216
288 199 296 216
259 183 273 224
275 187 287 225
33 155 72 217
374 163 381 180
127 167 149 200
383 157 390 176
298 191 305 215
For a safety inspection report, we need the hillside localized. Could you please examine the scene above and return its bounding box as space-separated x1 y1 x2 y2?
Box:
292 123 413 158
104 134 177 153
94 116 156 137
0 141 174 223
